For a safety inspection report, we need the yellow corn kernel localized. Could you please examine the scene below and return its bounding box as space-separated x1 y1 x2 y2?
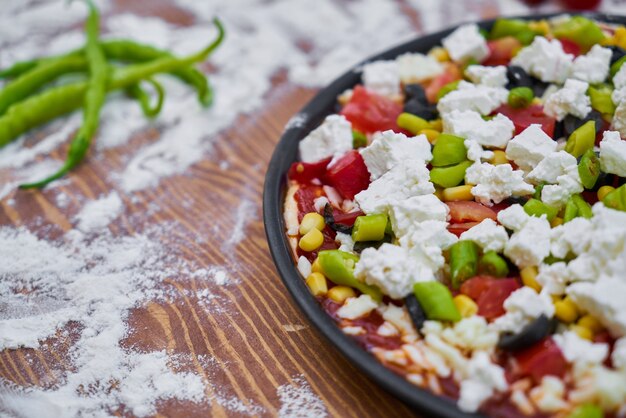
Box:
311 257 323 273
327 285 356 303
614 27 626 49
442 185 473 202
490 150 509 165
551 217 564 228
306 272 328 297
597 185 616 201
520 266 541 292
428 119 443 132
299 212 325 235
570 324 594 341
429 46 450 62
554 297 579 324
419 128 440 144
434 187 444 201
578 314 603 334
453 294 478 318
528 20 550 36
298 228 324 252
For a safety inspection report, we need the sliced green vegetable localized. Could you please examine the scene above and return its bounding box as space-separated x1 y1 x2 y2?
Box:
523 198 558 221
479 251 509 278
602 184 626 212
489 19 537 45
449 240 479 289
566 403 604 418
564 197 579 223
533 183 546 200
578 149 601 190
508 87 534 109
431 133 467 167
611 56 626 78
552 16 605 49
351 214 387 242
588 84 615 115
564 194 593 222
352 130 367 148
396 112 430 135
436 80 460 101
317 250 382 302
565 120 596 158
413 281 461 322
430 160 473 188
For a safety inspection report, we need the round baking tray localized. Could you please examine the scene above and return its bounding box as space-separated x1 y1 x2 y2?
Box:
263 13 623 417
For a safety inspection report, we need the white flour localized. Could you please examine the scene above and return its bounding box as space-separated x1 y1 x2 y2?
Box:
277 375 328 418
75 192 123 232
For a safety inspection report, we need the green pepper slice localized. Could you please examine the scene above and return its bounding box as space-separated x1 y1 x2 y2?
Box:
603 184 626 212
352 214 387 242
431 134 467 167
479 251 510 278
566 403 604 418
317 250 383 302
588 84 615 116
552 16 605 49
449 240 480 289
413 281 461 322
430 160 473 188
565 120 596 158
578 149 601 190
523 198 558 221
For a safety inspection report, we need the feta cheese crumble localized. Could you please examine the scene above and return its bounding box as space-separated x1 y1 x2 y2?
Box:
458 352 508 413
526 150 583 207
298 115 353 163
442 23 489 63
465 162 534 205
504 216 552 268
599 130 626 177
362 60 400 97
460 219 508 253
505 124 558 171
511 36 573 83
554 331 609 365
437 81 508 116
613 101 626 137
493 287 555 333
396 52 444 83
337 294 379 320
569 44 611 84
443 110 515 148
543 79 591 121
388 194 449 239
465 65 508 88
360 130 432 180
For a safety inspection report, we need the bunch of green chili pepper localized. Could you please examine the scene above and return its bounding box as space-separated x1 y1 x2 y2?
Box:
0 0 224 188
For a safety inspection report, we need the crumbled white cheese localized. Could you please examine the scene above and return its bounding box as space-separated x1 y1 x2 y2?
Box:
388 194 449 239
337 294 379 320
549 217 592 258
442 110 515 148
527 150 579 184
612 337 626 369
298 114 353 163
569 44 612 84
335 232 354 253
543 78 591 121
611 86 626 105
541 169 584 207
536 262 568 296
457 352 507 413
504 216 552 269
464 139 494 162
612 101 626 138
465 65 508 88
297 256 312 278
568 365 626 411
313 196 330 213
568 277 626 337
497 203 529 232
554 331 609 365
493 287 555 333
396 52 444 83
529 376 568 414
362 60 400 97
354 160 434 214
505 124 558 172
399 220 458 273
360 130 432 180
442 23 489 63
438 316 499 352
511 36 573 83
614 64 626 90
599 130 626 177
465 162 534 205
437 81 508 116
459 219 508 253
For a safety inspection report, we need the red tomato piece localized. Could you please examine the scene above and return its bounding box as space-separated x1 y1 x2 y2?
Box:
514 338 568 382
447 222 480 237
447 201 498 223
495 104 556 137
294 185 324 222
483 37 523 67
425 64 462 103
558 38 582 56
288 157 331 184
340 85 403 134
324 150 370 200
460 276 521 321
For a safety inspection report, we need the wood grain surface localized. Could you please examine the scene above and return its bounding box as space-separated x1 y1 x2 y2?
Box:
0 1 570 417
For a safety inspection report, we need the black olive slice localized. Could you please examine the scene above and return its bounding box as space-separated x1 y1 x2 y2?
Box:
497 314 556 351
405 293 427 334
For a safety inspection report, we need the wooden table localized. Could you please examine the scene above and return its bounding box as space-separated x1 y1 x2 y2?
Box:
0 1 576 416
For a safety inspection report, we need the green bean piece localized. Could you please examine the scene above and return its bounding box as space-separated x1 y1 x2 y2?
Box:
566 404 604 418
588 84 615 116
126 78 165 118
523 198 558 221
21 0 109 189
449 240 479 289
578 149 601 190
479 251 509 278
430 160 472 188
0 60 39 79
565 120 596 158
508 87 534 109
436 80 460 101
430 134 466 167
351 214 387 242
603 184 626 212
396 112 430 135
413 281 461 322
317 250 383 302
352 130 367 148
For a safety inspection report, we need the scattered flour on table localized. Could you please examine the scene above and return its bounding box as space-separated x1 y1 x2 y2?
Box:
223 198 257 252
277 375 328 418
74 191 123 232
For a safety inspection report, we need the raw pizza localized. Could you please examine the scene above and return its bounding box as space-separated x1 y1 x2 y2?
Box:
283 15 626 418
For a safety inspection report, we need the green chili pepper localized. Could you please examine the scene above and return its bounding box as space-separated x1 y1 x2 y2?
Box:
396 112 430 135
430 133 466 167
523 198 558 221
317 250 383 302
611 56 626 79
489 19 537 45
578 149 601 190
126 78 165 118
0 60 39 79
352 214 387 242
533 182 546 200
479 251 509 278
588 84 615 116
564 197 579 223
436 80 460 101
566 404 604 418
430 160 472 188
508 87 534 109
552 16 605 49
565 120 596 158
352 130 367 148
413 281 461 322
564 194 593 222
449 240 479 289
602 184 626 212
